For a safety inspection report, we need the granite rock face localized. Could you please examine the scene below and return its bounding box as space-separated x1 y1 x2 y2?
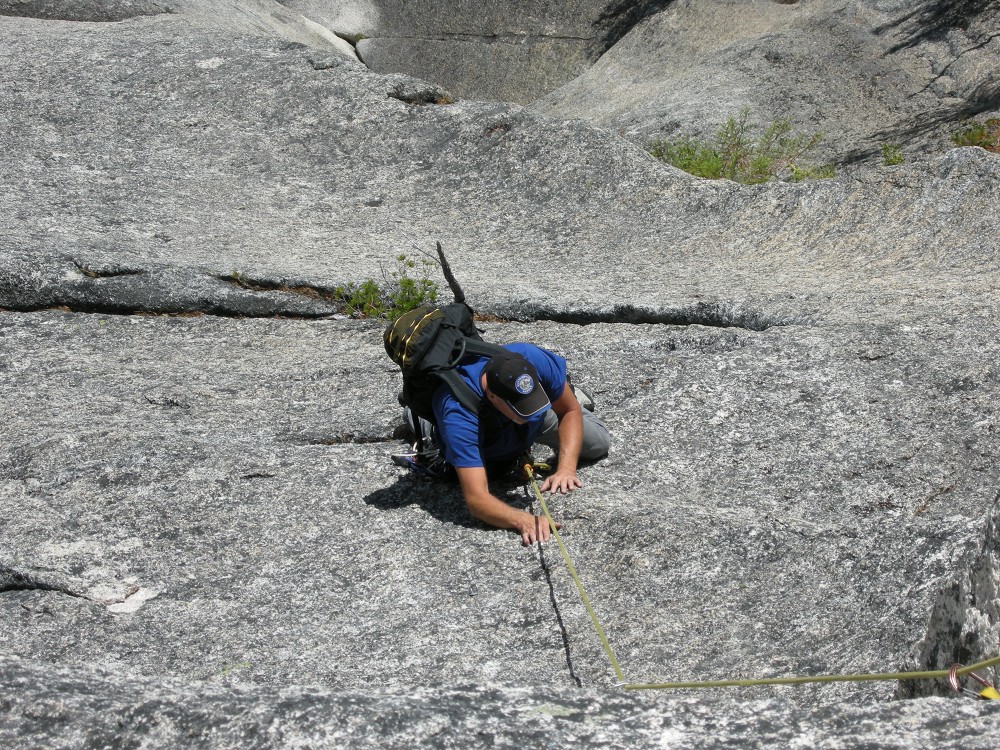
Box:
532 0 1000 165
0 0 169 20
0 0 358 56
3 655 1000 749
1 2 1000 747
274 0 667 104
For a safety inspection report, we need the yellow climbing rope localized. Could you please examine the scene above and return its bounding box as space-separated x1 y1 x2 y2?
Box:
621 654 1000 691
524 462 626 682
523 464 999 696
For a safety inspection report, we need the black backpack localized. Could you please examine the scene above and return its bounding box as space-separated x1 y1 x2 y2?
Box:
383 243 506 425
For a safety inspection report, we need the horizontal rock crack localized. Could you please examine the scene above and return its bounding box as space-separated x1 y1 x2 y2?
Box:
302 433 397 446
0 563 85 600
371 33 594 45
509 303 799 331
73 259 145 280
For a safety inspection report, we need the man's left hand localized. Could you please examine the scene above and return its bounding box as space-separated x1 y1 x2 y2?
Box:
539 470 582 494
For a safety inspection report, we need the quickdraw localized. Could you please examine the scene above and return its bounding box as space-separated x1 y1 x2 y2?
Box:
949 663 1000 701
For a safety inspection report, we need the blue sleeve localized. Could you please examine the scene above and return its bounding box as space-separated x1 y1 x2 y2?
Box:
433 388 484 468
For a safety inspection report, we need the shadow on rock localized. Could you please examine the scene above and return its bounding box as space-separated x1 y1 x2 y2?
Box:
839 81 1000 164
363 473 535 531
878 0 1000 52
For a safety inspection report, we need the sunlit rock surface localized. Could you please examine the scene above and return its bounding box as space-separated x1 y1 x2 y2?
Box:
1 1 999 746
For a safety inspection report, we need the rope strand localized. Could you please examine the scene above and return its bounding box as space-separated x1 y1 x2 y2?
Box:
526 465 626 682
524 465 999 695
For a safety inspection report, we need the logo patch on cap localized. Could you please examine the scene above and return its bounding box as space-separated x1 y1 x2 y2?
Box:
515 374 534 395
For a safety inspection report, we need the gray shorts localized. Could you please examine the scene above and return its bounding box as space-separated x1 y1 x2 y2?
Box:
534 404 611 461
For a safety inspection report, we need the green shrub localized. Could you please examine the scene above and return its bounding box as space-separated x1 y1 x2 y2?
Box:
881 143 904 166
334 254 439 320
951 119 1000 153
789 163 837 182
649 110 833 184
225 255 438 319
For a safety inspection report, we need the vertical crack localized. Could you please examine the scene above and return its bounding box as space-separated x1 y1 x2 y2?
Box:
536 542 583 688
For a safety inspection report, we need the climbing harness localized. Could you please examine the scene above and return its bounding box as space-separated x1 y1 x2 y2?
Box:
522 463 1000 696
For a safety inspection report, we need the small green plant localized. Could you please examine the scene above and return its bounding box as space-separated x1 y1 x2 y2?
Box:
387 254 439 314
334 254 439 320
229 270 253 288
225 255 438 320
951 119 1000 153
649 110 833 184
881 143 904 166
789 163 837 181
336 278 385 318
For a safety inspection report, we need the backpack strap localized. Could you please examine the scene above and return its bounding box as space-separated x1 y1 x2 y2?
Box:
433 369 486 415
432 339 509 416
461 338 508 360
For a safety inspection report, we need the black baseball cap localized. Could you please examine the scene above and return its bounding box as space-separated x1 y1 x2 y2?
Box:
485 352 551 419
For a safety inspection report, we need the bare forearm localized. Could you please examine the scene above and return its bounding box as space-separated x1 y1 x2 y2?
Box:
540 387 586 494
555 406 583 472
465 488 529 529
457 466 529 529
456 465 557 544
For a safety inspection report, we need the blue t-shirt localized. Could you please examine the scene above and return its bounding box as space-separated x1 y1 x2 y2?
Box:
432 343 567 469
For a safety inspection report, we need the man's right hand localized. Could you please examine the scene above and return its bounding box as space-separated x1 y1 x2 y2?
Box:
457 466 562 546
515 512 561 546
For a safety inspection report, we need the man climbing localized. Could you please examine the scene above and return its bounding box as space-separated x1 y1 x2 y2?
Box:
399 344 610 546
386 242 610 545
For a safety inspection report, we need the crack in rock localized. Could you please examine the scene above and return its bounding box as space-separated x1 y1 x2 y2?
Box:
5 259 803 329
0 0 174 22
144 393 191 409
1 563 159 613
387 78 455 105
72 259 145 280
217 272 344 304
0 562 85 600
899 490 1000 697
301 433 398 446
506 302 801 331
437 32 593 44
536 542 583 688
1 259 342 318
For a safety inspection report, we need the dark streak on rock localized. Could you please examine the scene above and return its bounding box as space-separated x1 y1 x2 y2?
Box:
0 563 85 600
509 302 799 331
308 53 363 72
876 0 1000 52
536 541 583 688
217 272 341 303
387 81 455 106
595 0 673 55
73 259 145 280
144 395 190 409
437 32 592 44
307 434 398 446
